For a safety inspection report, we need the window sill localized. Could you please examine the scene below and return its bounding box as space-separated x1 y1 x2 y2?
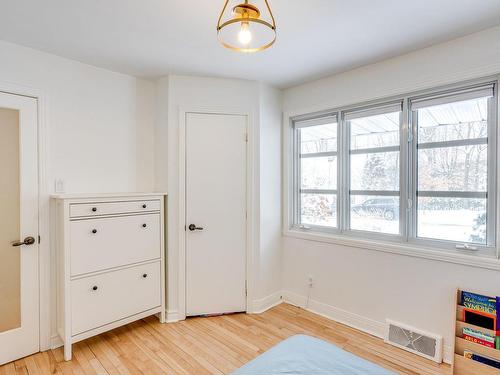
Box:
283 228 500 271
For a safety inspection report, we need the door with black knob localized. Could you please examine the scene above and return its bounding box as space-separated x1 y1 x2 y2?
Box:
185 112 247 316
0 92 39 365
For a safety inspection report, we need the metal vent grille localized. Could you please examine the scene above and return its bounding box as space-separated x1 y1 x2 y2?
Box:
385 320 442 362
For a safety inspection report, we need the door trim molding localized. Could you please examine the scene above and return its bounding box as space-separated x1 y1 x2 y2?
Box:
0 81 50 351
178 106 256 319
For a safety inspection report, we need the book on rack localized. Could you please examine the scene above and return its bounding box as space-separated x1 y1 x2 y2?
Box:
464 350 500 369
461 291 496 314
463 334 495 348
462 327 495 348
497 297 500 350
463 308 496 331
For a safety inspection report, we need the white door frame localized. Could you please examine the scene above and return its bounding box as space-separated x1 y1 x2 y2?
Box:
0 82 50 352
178 106 256 319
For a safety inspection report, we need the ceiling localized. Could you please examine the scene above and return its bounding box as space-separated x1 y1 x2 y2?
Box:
1 1 500 88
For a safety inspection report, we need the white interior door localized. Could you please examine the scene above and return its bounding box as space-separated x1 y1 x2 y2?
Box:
0 92 39 365
185 112 247 316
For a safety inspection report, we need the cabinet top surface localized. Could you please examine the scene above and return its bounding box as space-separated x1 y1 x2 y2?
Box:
51 192 167 200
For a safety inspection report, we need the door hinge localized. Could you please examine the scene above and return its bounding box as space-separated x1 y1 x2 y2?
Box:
38 235 41 244
245 133 248 142
408 133 413 143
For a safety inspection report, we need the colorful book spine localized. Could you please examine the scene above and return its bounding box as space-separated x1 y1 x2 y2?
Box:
462 291 496 314
464 334 495 348
464 350 500 369
496 297 500 350
463 327 495 344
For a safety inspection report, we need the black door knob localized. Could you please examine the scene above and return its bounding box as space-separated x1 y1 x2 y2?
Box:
142 204 147 208
92 229 97 234
92 207 97 212
142 223 147 228
188 224 204 231
92 286 98 291
142 273 148 278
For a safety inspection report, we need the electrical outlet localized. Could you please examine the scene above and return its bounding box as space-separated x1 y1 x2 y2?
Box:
54 179 66 193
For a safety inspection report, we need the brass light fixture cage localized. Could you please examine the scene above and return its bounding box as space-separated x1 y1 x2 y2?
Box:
217 0 276 53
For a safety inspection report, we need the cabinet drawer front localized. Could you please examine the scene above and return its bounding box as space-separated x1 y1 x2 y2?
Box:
70 214 160 276
70 199 161 218
71 262 161 336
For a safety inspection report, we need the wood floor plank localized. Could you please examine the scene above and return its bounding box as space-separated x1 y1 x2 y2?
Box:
0 303 451 374
0 362 16 375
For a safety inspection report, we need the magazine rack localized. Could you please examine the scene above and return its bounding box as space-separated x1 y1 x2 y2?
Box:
453 289 500 374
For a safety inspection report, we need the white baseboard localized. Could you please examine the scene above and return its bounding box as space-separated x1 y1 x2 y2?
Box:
166 310 181 323
282 290 453 365
250 291 283 314
442 345 453 366
282 290 385 338
50 334 63 349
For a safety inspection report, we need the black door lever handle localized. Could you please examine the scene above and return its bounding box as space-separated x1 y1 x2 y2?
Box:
188 224 204 231
12 236 36 247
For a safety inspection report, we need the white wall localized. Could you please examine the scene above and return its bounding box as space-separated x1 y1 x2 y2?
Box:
282 25 500 362
154 75 283 318
255 84 283 310
284 26 500 115
154 76 169 192
0 40 156 346
0 40 156 193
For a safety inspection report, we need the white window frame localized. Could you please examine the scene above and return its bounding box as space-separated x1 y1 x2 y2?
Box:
342 101 404 241
292 112 340 233
287 77 499 260
408 83 497 255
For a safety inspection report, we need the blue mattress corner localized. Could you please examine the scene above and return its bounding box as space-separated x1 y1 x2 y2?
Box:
232 334 396 374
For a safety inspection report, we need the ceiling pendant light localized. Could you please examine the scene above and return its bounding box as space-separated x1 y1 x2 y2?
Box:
217 0 276 53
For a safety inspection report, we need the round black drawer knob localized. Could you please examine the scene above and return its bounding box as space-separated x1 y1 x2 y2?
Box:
91 207 97 212
92 229 97 234
142 204 147 209
142 223 147 228
142 273 148 278
92 286 98 291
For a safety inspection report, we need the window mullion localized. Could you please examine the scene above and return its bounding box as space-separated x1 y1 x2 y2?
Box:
401 99 409 242
300 189 337 195
350 145 400 154
418 138 488 149
294 127 301 227
417 191 487 198
408 109 418 242
339 110 348 233
300 151 338 158
487 95 497 248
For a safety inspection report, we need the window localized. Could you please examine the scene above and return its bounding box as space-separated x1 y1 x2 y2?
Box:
346 104 402 235
295 116 338 228
411 85 496 247
290 80 497 253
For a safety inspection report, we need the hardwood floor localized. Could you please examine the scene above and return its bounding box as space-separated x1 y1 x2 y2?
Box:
0 303 451 374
